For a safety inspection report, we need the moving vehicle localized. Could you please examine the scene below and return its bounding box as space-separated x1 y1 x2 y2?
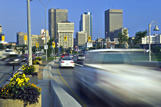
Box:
77 54 85 61
4 54 22 65
59 56 75 68
61 53 69 59
74 49 161 106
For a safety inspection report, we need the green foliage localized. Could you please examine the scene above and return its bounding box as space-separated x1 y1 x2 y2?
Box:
32 46 36 54
133 30 147 47
21 65 35 75
60 46 64 53
118 30 128 48
0 43 4 49
47 38 54 57
0 73 41 105
152 46 161 53
35 57 42 61
32 59 40 65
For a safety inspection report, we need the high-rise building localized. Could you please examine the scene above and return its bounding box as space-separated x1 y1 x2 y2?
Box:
57 21 74 49
48 8 68 39
79 11 92 39
76 31 87 47
0 25 2 34
105 9 123 41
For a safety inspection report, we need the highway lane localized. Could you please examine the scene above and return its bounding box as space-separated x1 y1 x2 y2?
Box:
0 61 23 87
50 61 108 107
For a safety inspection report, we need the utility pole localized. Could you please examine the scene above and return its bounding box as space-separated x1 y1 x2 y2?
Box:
27 0 32 65
39 0 51 61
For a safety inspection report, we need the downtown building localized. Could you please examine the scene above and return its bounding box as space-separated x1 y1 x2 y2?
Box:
76 31 88 47
79 11 93 39
17 30 50 47
57 21 74 49
105 9 123 41
48 8 68 39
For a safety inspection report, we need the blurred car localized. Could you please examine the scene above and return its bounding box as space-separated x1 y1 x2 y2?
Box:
74 49 161 106
59 56 75 68
4 54 22 65
61 53 69 59
77 54 85 61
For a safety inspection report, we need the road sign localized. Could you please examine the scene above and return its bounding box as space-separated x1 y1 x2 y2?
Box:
88 36 91 42
44 45 48 50
24 35 27 41
36 42 39 48
64 36 67 41
1 35 5 41
52 42 55 48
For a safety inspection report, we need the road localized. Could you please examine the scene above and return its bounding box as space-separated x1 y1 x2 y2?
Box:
50 60 108 107
0 61 22 87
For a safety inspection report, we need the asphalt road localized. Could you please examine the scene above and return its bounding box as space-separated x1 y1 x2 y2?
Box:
0 61 23 87
50 61 108 107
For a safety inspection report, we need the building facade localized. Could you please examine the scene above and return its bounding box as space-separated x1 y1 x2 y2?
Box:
57 22 74 49
105 9 123 41
76 31 87 47
17 31 50 46
48 8 68 39
79 11 92 39
141 34 161 44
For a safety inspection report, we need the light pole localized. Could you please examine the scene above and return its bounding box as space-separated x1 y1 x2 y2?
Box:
27 0 32 65
39 0 51 61
148 21 159 62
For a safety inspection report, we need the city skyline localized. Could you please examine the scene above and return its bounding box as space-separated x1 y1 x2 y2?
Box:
0 0 161 42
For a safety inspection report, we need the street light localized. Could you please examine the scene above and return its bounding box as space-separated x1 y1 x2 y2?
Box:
39 0 51 61
148 21 159 62
27 0 32 65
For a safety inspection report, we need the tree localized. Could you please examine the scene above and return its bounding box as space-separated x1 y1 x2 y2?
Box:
118 30 128 48
133 30 147 47
0 44 4 49
32 46 36 54
47 38 54 57
60 46 64 54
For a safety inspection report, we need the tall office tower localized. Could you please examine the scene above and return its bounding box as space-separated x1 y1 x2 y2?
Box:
0 25 2 34
79 11 92 39
48 8 68 39
105 9 123 41
57 21 74 49
76 31 87 47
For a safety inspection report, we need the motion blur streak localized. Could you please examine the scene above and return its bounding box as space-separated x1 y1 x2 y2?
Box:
74 49 161 106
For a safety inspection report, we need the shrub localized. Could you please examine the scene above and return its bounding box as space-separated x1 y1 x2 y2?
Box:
33 59 40 65
0 73 41 105
35 57 42 61
22 65 35 75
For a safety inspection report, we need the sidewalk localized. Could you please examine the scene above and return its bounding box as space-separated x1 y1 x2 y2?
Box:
37 60 53 107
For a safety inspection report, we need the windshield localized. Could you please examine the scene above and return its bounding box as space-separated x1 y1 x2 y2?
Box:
62 57 72 60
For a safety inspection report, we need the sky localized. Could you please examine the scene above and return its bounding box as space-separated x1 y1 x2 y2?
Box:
0 0 161 42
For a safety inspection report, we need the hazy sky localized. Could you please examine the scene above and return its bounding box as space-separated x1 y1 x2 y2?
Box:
0 0 161 42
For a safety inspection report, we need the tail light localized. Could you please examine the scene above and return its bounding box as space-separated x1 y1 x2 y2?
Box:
61 61 64 63
70 61 74 63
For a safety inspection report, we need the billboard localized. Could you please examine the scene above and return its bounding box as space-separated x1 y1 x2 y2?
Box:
41 29 45 40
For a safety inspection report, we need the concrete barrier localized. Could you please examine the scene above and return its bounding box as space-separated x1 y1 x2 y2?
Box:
50 80 81 107
43 61 81 107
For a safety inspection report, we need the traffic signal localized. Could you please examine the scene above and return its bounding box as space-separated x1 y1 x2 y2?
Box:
1 35 5 41
24 35 27 41
64 36 67 41
88 36 91 42
36 42 39 48
52 42 55 48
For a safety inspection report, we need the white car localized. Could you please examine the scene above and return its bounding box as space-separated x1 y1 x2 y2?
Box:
74 49 161 106
59 56 75 68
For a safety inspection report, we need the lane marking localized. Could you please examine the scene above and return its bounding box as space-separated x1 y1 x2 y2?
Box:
56 65 87 107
